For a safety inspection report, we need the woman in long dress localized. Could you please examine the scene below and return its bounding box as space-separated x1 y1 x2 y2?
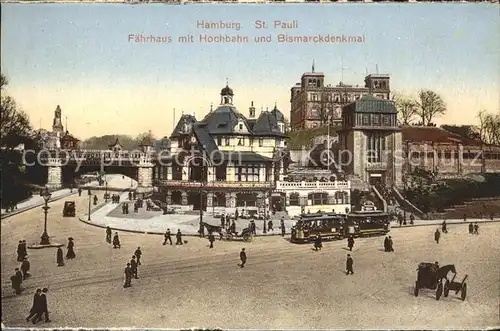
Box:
56 247 64 266
66 238 76 259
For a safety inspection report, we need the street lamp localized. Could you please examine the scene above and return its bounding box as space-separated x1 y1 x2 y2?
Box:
104 180 109 203
87 188 92 221
39 188 52 245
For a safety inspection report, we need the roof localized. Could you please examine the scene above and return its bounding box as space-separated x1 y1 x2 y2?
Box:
252 110 285 136
342 95 397 114
402 126 481 146
212 151 274 163
108 138 122 148
221 85 234 96
170 114 197 138
200 105 248 135
61 131 80 142
192 123 218 155
269 105 285 122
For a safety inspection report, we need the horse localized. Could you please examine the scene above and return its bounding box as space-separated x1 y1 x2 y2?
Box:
437 264 456 283
201 222 224 240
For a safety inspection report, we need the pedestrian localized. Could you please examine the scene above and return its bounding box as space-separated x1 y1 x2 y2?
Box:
314 234 322 251
442 221 448 234
346 254 354 275
409 214 415 225
230 221 236 234
176 229 183 245
383 236 390 252
123 263 132 288
280 219 286 237
250 220 256 235
66 237 76 259
32 288 50 324
130 256 138 279
17 240 24 262
473 222 479 235
21 240 27 259
434 229 441 244
398 215 403 227
208 232 215 249
388 236 394 252
26 289 42 322
463 213 467 222
239 248 247 268
468 222 473 234
220 214 225 228
268 220 273 232
163 229 172 245
93 195 98 205
106 226 112 243
21 256 31 280
11 268 22 295
78 187 82 196
347 235 355 251
113 232 121 249
134 247 142 265
56 247 64 266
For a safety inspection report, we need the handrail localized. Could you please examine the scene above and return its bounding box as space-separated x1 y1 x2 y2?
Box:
371 185 387 212
391 186 427 219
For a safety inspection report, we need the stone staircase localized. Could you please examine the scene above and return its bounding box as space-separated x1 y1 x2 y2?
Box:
428 198 500 220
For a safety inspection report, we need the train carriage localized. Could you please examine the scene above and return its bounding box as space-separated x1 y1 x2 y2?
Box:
291 213 346 243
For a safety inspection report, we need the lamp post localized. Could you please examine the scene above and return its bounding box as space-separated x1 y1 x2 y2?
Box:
39 188 52 245
104 179 109 203
87 188 92 221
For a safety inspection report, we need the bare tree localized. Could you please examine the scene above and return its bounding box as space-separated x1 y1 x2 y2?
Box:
415 90 446 126
394 93 417 125
478 110 500 146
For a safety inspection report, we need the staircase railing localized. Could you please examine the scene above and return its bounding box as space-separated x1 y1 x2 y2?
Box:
371 185 388 212
391 186 427 219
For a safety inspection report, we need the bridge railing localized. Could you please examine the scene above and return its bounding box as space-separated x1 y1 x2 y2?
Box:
35 149 156 162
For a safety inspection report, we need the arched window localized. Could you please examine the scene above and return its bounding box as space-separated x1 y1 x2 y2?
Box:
308 193 328 205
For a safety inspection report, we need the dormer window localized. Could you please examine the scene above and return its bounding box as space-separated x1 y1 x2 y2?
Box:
238 139 243 146
259 138 264 147
239 123 243 130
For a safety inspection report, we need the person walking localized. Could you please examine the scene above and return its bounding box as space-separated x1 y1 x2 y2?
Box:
134 247 142 265
11 268 22 295
17 240 24 262
106 227 112 243
26 289 42 322
268 220 274 233
383 236 390 252
113 232 121 249
346 254 354 275
434 229 441 244
130 256 138 279
176 229 183 245
66 238 76 259
239 248 247 268
388 236 394 252
32 288 50 324
56 247 64 266
468 222 473 234
473 222 479 235
441 221 448 234
124 263 132 288
163 229 172 245
314 234 323 251
280 218 286 237
208 232 215 249
21 257 31 280
347 235 355 251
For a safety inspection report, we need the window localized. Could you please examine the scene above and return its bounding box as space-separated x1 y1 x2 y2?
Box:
362 115 370 126
372 114 380 125
312 94 318 101
249 137 254 146
308 193 328 205
289 193 300 206
383 115 391 126
367 133 386 163
259 138 264 147
217 137 222 145
239 123 243 130
225 138 230 146
236 166 260 182
237 139 243 146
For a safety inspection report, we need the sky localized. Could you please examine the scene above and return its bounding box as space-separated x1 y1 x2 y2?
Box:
1 3 499 140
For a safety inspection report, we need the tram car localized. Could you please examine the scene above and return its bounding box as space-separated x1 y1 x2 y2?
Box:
345 201 390 237
291 212 346 243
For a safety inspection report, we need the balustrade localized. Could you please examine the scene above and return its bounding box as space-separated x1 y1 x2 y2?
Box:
275 180 350 190
154 179 273 188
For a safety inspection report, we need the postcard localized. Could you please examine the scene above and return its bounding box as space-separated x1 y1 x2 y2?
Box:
1 2 499 330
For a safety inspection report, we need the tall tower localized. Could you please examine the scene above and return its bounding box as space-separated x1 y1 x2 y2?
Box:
220 84 234 105
364 74 391 100
52 105 64 134
249 101 256 118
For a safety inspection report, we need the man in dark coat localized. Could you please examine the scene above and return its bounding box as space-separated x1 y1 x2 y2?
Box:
434 229 441 244
441 221 448 233
130 256 138 279
314 234 322 251
26 288 42 322
124 263 132 288
388 236 394 252
93 195 98 205
163 229 172 245
66 238 75 259
384 236 390 252
106 226 112 243
134 247 142 265
409 214 415 225
267 220 273 232
229 221 236 234
468 222 473 234
56 247 64 266
220 214 225 228
21 257 31 280
176 229 183 245
113 232 121 249
32 288 50 323
346 254 354 275
11 268 22 295
78 187 82 196
280 218 286 237
208 232 215 249
250 220 256 235
347 236 355 251
239 248 247 268
473 222 479 235
17 240 24 261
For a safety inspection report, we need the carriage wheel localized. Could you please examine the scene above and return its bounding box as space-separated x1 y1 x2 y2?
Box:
436 282 443 301
444 280 450 297
243 234 252 242
461 283 467 301
414 281 419 297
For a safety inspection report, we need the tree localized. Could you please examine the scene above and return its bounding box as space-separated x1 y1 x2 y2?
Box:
415 90 446 126
478 110 500 145
394 93 417 125
440 124 481 141
0 73 33 150
135 130 156 145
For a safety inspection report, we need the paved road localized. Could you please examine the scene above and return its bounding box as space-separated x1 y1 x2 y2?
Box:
1 193 499 329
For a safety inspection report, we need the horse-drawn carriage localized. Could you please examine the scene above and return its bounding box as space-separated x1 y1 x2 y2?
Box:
63 201 76 217
414 262 468 301
201 222 253 242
